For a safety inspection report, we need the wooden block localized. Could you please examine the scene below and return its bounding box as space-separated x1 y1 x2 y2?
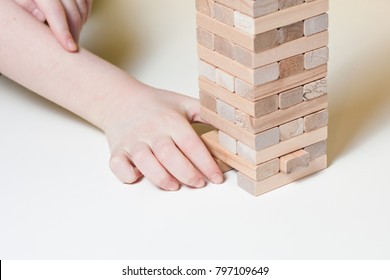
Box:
253 0 328 35
280 149 310 174
278 21 304 45
279 54 304 78
303 78 327 100
304 13 328 36
200 77 278 117
201 131 280 181
232 31 328 69
253 29 279 53
240 94 328 134
201 96 328 149
214 2 235 26
234 11 255 34
237 155 327 196
304 109 328 132
279 86 304 109
215 0 278 18
237 126 327 164
279 118 304 141
196 0 215 17
214 158 233 173
253 62 280 86
201 107 328 161
305 140 327 160
304 47 329 69
214 35 234 59
199 90 217 112
196 28 215 50
218 130 237 154
216 99 236 122
279 0 304 10
239 127 280 152
198 59 216 82
235 64 327 102
216 68 235 92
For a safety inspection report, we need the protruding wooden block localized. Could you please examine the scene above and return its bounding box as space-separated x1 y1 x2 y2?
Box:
304 109 328 132
280 149 310 174
303 78 327 100
304 13 328 36
214 158 233 173
237 155 327 197
304 47 329 70
218 130 237 154
279 118 304 141
279 86 304 109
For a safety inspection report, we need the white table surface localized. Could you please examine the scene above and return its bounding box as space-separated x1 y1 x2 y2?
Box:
1 0 390 259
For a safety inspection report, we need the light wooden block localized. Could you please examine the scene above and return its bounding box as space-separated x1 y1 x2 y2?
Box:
198 59 216 82
214 35 234 59
234 11 255 34
279 54 304 78
214 158 233 173
253 62 280 85
237 155 327 196
199 90 217 112
216 68 235 92
218 130 237 154
196 28 215 50
215 0 278 18
303 78 327 100
214 2 235 26
239 126 280 152
305 140 327 160
279 0 304 10
304 47 329 70
304 109 328 132
196 0 215 17
278 21 304 45
279 86 304 109
217 99 236 122
201 131 280 181
280 149 310 174
234 64 327 102
279 118 304 141
304 13 328 36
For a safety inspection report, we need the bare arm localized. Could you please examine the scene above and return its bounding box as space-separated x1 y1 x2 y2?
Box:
0 0 223 190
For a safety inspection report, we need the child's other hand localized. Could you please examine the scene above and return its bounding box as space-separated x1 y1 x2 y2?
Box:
13 0 92 52
102 84 224 191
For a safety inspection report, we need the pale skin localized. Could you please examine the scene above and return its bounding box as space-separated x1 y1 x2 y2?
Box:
0 0 224 190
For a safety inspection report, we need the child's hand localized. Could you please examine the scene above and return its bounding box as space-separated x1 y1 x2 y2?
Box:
13 0 92 52
102 83 224 191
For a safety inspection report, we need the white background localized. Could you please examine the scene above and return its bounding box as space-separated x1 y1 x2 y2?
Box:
1 0 390 259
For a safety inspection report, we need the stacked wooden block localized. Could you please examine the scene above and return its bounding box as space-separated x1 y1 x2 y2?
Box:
196 0 329 196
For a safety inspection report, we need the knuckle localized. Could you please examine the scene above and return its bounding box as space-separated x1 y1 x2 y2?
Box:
130 144 149 163
152 139 174 161
179 134 201 152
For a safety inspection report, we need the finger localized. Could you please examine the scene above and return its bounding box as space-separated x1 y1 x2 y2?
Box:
130 143 180 191
13 0 45 21
172 123 224 185
34 0 77 51
75 0 89 24
61 0 83 43
150 137 205 189
110 150 142 184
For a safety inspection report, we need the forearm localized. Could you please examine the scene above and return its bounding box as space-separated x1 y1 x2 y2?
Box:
0 0 139 129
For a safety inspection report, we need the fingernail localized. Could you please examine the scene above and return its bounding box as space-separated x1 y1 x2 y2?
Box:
165 181 180 191
194 178 206 188
67 38 78 51
211 173 224 184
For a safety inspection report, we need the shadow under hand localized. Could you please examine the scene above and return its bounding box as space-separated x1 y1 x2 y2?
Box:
328 46 390 163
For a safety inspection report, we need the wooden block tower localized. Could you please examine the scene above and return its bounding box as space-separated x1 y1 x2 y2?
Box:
196 0 329 196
